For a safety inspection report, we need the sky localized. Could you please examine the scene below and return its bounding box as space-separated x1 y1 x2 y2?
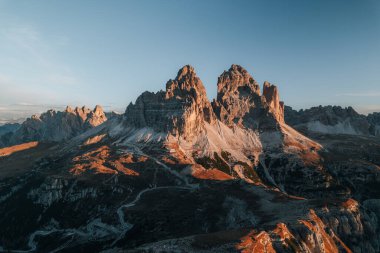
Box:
0 0 379 122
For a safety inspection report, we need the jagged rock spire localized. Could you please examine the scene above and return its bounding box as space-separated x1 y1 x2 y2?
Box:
213 65 266 128
217 64 260 101
263 81 284 122
65 106 74 113
165 65 209 103
212 65 285 129
126 64 286 136
86 105 107 127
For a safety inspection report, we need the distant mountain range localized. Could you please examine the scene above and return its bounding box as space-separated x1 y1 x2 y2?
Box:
286 105 380 136
0 65 379 252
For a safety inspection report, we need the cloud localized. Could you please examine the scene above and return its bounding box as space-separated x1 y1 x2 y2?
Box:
2 24 52 67
356 105 380 115
46 73 79 86
336 92 380 97
1 22 79 85
0 20 83 106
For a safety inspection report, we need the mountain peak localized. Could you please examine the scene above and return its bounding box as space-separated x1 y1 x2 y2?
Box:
93 105 104 114
217 64 260 98
87 105 107 127
65 106 74 113
175 65 195 80
213 65 265 128
229 64 248 74
4 105 107 145
126 65 216 140
166 65 207 101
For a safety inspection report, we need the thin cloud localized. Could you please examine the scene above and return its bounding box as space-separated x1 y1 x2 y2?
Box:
356 105 380 115
3 24 51 67
0 21 83 107
46 73 79 86
336 92 380 97
1 23 79 87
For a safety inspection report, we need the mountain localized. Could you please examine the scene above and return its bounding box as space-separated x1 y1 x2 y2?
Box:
0 123 20 136
0 105 107 147
0 123 20 146
367 112 380 136
285 105 377 136
0 65 379 252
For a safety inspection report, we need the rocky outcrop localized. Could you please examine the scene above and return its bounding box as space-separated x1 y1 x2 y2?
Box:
2 105 107 146
125 65 216 140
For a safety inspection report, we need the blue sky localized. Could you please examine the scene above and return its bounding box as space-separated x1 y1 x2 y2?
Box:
0 0 379 120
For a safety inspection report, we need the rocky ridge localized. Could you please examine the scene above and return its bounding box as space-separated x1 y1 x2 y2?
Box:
284 105 380 136
1 105 107 147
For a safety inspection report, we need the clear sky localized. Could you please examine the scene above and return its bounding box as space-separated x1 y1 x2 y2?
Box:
0 0 379 120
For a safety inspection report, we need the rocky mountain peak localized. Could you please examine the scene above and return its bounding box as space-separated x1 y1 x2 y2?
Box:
125 65 216 140
284 105 371 135
165 65 208 103
93 105 104 115
65 106 74 113
262 81 284 122
175 64 195 80
213 65 279 129
86 105 107 127
217 64 260 100
2 105 108 146
73 106 91 122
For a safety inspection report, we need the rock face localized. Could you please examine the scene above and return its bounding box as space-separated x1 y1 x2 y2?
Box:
212 65 260 127
212 65 283 130
4 105 107 146
125 65 216 140
285 105 371 135
262 81 284 122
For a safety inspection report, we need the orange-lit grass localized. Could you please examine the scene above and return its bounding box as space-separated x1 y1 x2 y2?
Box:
70 145 140 176
0 141 39 157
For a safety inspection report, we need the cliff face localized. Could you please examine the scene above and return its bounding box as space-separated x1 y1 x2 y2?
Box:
125 65 216 140
263 81 284 123
212 65 284 130
212 64 261 128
